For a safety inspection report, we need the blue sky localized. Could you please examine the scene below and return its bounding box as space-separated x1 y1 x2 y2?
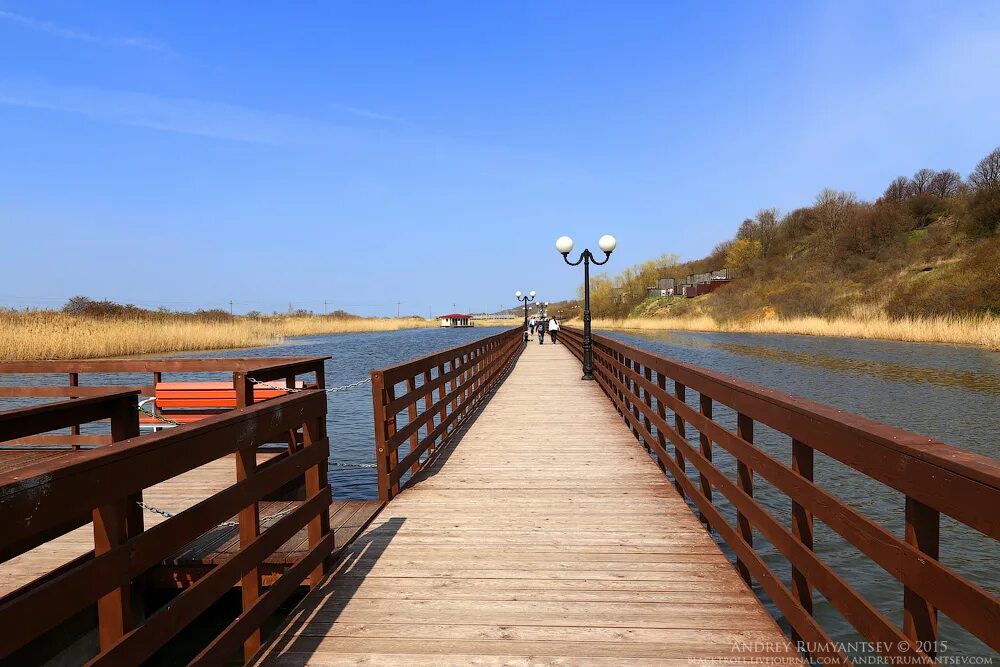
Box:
2 1 999 316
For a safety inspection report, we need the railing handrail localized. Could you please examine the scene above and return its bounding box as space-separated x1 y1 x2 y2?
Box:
373 329 520 385
0 356 328 373
0 356 330 449
0 390 138 436
559 325 999 663
0 390 323 519
371 327 523 501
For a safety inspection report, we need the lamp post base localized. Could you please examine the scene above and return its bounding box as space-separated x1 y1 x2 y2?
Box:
581 372 594 381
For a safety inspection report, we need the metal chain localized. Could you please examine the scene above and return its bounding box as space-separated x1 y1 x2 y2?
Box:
138 405 181 426
137 501 296 528
135 378 375 522
247 376 372 393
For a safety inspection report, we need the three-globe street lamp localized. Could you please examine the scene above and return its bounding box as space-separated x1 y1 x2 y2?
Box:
556 234 617 380
515 290 536 342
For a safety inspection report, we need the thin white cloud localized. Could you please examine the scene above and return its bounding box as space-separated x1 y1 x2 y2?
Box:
327 102 403 124
0 10 165 51
0 79 354 146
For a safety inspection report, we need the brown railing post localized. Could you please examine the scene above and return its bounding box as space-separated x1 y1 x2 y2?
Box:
110 394 144 538
436 362 448 448
94 393 144 651
904 496 939 655
673 382 687 499
627 358 642 441
303 413 332 585
791 438 814 646
736 412 754 585
233 371 262 660
93 499 135 651
449 358 460 432
641 366 654 454
370 371 392 503
698 394 714 527
406 376 420 475
372 371 395 502
653 372 668 473
386 383 399 498
423 369 434 455
152 371 163 421
69 372 80 447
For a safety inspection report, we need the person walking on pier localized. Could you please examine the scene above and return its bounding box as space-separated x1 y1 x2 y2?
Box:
528 317 536 335
537 317 547 344
548 317 560 344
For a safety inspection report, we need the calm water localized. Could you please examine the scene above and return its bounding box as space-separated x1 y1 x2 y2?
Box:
2 326 997 658
151 326 513 499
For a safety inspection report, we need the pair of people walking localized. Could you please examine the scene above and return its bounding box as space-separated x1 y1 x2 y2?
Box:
536 317 559 344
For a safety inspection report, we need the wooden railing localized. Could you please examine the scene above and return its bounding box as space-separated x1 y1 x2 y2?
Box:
371 327 524 501
0 388 332 665
560 326 1000 665
0 391 141 561
0 357 327 447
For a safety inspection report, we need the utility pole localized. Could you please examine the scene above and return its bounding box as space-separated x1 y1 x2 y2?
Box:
229 300 233 316
397 301 401 318
324 299 328 314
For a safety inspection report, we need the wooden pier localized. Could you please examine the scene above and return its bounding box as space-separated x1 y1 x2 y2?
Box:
0 327 998 666
255 341 799 665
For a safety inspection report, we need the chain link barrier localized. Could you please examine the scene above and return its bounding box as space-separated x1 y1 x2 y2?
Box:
247 376 372 393
137 501 297 528
135 374 375 521
138 405 181 426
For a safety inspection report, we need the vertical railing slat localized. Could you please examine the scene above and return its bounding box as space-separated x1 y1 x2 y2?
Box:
698 394 714 527
904 496 940 656
791 437 814 647
673 382 687 499
735 412 754 586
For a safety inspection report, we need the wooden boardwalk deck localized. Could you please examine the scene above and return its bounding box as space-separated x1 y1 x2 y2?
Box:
0 452 380 597
256 341 800 666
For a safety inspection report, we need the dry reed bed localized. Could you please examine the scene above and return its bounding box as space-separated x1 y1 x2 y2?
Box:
576 313 1000 350
0 312 436 360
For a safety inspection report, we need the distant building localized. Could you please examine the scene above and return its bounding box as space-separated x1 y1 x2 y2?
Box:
647 278 677 298
682 268 733 297
438 313 473 328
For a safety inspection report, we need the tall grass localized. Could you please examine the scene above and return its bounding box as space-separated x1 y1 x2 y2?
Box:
0 311 436 360
577 309 1000 350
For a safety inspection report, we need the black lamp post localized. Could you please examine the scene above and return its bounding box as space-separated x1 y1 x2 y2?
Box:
556 234 617 380
515 290 535 342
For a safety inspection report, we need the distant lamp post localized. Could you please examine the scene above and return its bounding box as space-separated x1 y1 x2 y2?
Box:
515 290 536 342
557 234 616 380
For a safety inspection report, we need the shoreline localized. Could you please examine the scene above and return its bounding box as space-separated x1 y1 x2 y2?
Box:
571 314 1000 350
0 313 439 361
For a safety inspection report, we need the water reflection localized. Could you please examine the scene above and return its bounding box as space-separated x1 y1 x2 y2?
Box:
717 342 1000 396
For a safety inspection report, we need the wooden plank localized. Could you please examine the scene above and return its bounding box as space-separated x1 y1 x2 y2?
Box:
257 342 798 666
